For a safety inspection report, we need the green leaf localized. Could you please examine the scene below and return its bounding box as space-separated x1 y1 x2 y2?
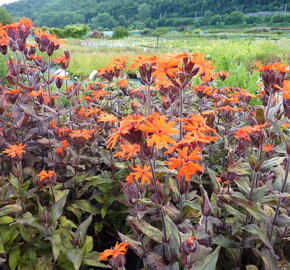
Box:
8 174 20 191
190 246 220 270
75 215 92 247
275 214 290 227
167 178 180 195
51 191 69 224
67 248 83 270
244 224 272 252
231 195 268 221
0 236 5 253
0 216 14 225
247 265 259 270
207 168 221 193
164 215 182 254
101 207 107 218
214 235 239 248
115 168 129 180
82 236 94 254
70 200 99 215
127 216 163 244
94 222 103 234
82 252 110 268
223 204 246 222
252 184 270 202
85 176 113 186
261 248 278 270
0 204 22 217
9 246 20 270
48 234 62 261
59 216 77 229
261 157 284 171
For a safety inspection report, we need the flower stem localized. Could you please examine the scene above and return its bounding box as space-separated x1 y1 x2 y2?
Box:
179 87 183 140
268 154 290 242
239 144 262 265
148 159 167 243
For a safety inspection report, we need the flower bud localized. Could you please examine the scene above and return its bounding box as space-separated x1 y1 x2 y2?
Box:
109 255 126 269
180 236 198 256
200 186 212 217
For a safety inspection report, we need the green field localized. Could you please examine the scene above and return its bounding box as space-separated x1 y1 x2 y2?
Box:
58 35 290 95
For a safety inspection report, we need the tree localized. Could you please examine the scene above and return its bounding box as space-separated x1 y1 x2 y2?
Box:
0 7 13 24
138 3 151 22
112 26 129 39
225 11 245 25
91 13 116 29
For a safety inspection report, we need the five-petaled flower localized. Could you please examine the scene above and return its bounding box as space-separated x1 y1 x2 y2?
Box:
3 143 26 158
37 170 55 182
98 241 130 261
139 112 178 149
166 147 203 181
126 164 152 185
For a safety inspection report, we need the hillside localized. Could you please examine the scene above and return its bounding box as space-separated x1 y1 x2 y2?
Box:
3 0 290 28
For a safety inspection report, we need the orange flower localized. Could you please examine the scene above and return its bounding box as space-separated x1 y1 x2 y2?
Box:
0 24 8 46
234 129 250 142
254 62 289 73
98 112 118 123
262 144 274 153
70 129 94 140
153 54 180 85
130 55 158 69
55 147 63 154
253 62 274 71
166 147 203 181
182 114 217 136
272 62 290 73
91 89 108 100
281 122 290 128
139 112 178 149
99 242 130 261
114 144 140 160
280 81 290 99
53 54 69 68
127 164 152 185
34 29 65 46
50 121 57 128
37 170 55 182
118 79 128 88
234 124 268 142
61 140 69 148
216 106 243 113
3 143 26 158
28 89 45 97
3 88 21 95
106 115 142 149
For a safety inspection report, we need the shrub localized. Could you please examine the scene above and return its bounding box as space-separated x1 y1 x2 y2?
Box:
41 24 90 39
225 11 245 25
112 26 129 39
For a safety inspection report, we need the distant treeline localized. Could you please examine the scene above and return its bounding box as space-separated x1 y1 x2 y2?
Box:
3 0 290 29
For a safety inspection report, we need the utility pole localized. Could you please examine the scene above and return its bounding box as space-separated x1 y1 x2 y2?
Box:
285 3 287 13
156 34 159 49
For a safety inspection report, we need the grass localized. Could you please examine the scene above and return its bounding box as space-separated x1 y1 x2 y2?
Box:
58 36 289 95
61 36 290 76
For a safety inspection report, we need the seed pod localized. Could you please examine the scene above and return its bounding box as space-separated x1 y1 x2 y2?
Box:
200 186 212 217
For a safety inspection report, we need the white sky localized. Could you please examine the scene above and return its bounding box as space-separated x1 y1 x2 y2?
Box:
0 0 18 6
